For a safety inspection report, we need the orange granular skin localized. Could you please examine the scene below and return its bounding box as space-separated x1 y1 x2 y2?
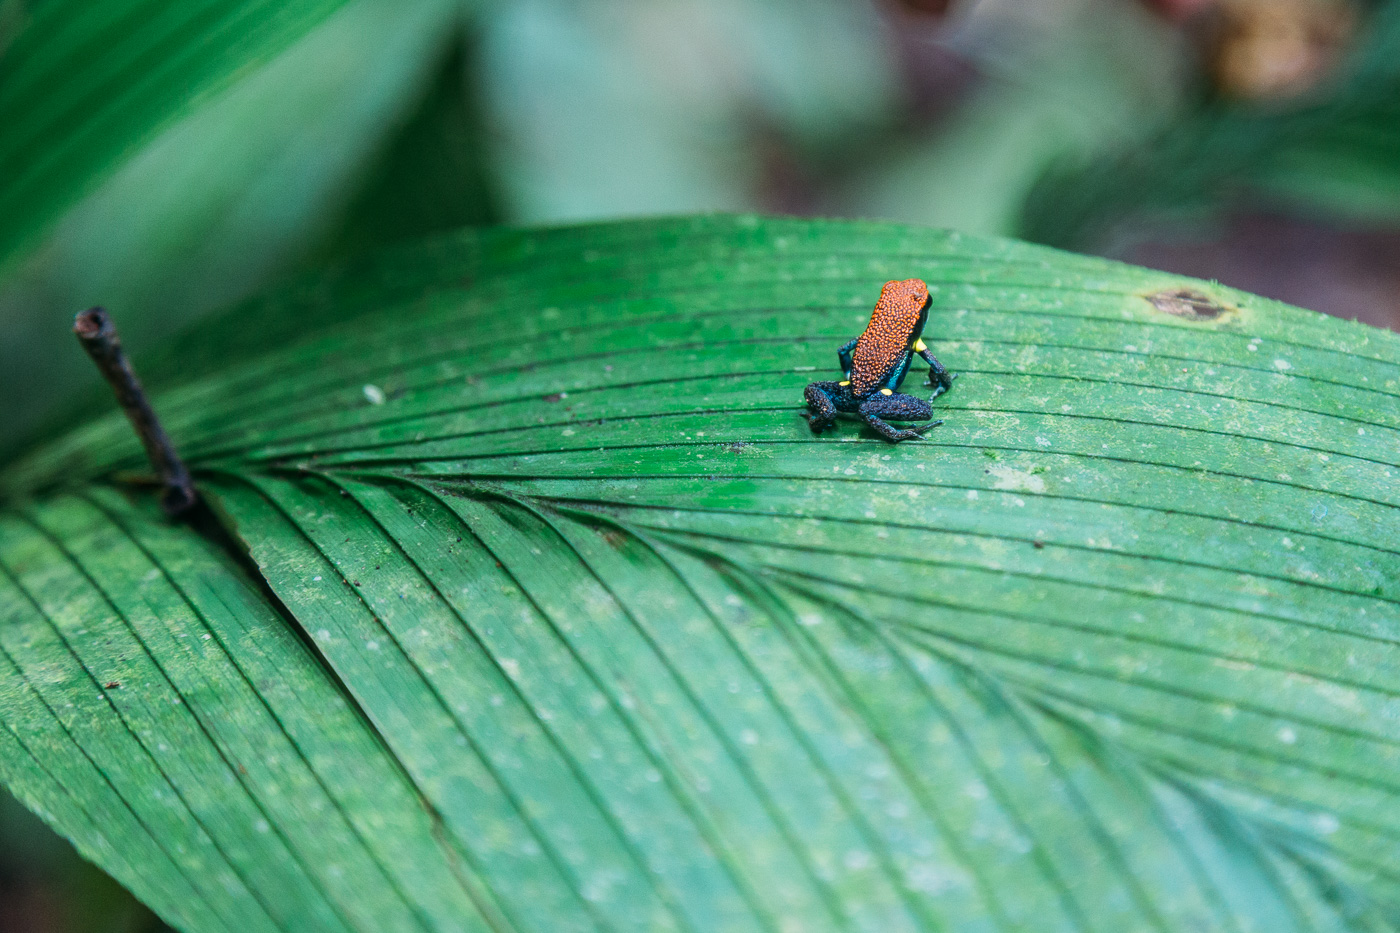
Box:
849 279 929 395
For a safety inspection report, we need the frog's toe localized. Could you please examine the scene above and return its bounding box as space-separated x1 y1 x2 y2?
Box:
924 371 957 395
883 420 942 442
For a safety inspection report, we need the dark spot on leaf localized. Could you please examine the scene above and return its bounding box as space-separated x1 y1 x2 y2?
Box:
104 681 120 689
1146 288 1232 321
723 441 753 453
544 393 565 403
1032 541 1045 550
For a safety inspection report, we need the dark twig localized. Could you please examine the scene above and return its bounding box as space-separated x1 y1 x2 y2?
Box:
73 308 196 517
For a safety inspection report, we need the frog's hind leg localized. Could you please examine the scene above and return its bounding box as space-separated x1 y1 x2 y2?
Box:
859 392 942 442
804 381 843 433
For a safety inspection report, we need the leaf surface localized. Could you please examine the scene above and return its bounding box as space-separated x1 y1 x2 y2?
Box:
3 215 1399 931
0 0 358 265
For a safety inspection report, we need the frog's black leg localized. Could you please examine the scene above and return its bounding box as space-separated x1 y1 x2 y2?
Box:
915 344 957 397
858 391 941 443
804 381 842 433
837 338 858 378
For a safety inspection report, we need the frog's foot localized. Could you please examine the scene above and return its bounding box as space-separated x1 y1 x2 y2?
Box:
859 392 941 443
804 381 841 433
923 369 958 398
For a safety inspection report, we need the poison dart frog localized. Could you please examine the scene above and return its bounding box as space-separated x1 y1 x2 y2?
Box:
804 278 956 442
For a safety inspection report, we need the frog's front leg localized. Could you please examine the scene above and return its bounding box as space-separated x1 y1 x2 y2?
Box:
858 391 942 443
836 338 858 378
913 339 957 397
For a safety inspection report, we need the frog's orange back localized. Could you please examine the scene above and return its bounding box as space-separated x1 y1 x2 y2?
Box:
849 279 929 395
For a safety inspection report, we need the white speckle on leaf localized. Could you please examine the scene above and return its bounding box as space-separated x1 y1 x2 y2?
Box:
1277 726 1297 744
907 862 962 895
582 869 624 904
362 384 386 405
1273 359 1292 370
988 465 1045 494
1215 658 1255 672
843 850 872 872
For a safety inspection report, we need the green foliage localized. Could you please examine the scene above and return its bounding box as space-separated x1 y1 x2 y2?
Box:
1022 1 1400 248
4 215 1400 931
0 0 468 456
0 0 352 267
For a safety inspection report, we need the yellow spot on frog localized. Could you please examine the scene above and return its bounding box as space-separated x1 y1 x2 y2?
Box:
839 380 851 386
911 338 927 352
880 388 893 395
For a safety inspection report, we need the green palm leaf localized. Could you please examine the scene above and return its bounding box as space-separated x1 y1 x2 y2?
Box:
0 0 361 266
3 215 1398 931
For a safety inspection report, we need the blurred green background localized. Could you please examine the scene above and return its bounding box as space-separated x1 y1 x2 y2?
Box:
2 0 1398 928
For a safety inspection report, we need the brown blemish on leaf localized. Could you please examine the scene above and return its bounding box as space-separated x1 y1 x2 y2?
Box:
1146 288 1234 321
